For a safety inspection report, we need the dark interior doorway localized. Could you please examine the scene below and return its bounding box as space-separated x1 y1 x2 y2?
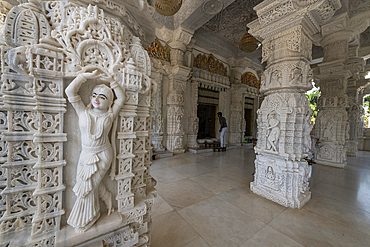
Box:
197 104 217 139
245 108 252 136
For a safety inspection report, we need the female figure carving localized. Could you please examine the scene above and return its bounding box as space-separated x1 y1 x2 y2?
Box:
266 112 280 152
323 120 333 140
65 71 125 233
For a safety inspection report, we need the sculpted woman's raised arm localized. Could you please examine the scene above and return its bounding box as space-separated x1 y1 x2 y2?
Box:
65 70 99 116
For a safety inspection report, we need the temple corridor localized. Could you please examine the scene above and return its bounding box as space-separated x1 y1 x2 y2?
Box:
151 146 370 247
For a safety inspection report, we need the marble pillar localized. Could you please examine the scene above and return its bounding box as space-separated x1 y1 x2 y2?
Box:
346 76 367 156
165 29 193 153
187 81 199 148
229 87 244 146
151 71 165 151
314 15 365 167
249 0 341 208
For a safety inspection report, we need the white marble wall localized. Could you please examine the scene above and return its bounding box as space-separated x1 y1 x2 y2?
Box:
0 2 156 246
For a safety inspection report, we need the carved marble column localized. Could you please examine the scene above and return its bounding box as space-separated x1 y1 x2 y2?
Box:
166 68 190 153
314 15 364 167
346 75 367 156
151 71 165 151
229 87 244 145
187 80 199 148
249 0 341 208
164 28 192 153
0 40 7 236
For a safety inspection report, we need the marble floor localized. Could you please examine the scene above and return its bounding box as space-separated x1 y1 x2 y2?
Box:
150 146 370 247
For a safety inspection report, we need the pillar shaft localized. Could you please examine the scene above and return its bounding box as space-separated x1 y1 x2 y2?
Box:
167 73 188 153
151 71 165 151
187 81 199 148
314 27 365 166
248 0 342 208
229 89 244 145
164 28 193 153
251 24 313 209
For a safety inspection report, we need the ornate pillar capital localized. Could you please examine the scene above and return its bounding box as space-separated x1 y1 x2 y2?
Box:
157 26 194 66
249 0 342 42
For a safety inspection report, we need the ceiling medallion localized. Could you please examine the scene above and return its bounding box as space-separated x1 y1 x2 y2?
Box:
203 0 223 15
155 0 182 16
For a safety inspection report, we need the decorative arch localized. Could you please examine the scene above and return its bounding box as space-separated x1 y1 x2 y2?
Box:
193 54 227 76
241 72 261 89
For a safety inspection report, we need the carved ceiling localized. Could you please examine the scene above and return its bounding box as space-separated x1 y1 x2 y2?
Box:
361 26 370 47
202 0 263 46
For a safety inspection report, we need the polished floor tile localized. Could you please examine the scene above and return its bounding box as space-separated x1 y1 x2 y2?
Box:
159 156 194 167
190 171 245 194
178 196 265 247
219 184 286 224
183 237 210 247
151 147 370 247
156 178 215 210
312 181 370 214
152 194 173 218
240 225 304 247
304 192 370 236
150 160 168 171
151 167 186 184
171 162 213 178
151 211 199 247
269 208 370 247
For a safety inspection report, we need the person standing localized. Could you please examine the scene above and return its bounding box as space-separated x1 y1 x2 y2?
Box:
217 112 228 150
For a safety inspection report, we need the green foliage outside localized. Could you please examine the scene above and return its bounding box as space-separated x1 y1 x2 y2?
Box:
305 89 321 123
365 95 370 113
364 95 370 127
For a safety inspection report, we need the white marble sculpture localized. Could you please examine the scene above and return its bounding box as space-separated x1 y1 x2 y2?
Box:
249 0 343 209
266 112 280 152
314 13 366 167
65 71 125 232
0 1 157 246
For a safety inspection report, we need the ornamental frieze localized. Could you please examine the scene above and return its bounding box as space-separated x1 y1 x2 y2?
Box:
193 53 227 76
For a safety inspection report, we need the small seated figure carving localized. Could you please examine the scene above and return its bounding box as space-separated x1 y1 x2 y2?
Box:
65 70 125 233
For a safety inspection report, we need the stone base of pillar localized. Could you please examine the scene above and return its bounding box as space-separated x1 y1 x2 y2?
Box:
229 132 242 146
346 140 358 157
172 148 185 154
152 135 164 151
250 154 311 209
167 135 185 154
358 137 365 151
187 134 199 148
313 158 347 168
314 142 347 168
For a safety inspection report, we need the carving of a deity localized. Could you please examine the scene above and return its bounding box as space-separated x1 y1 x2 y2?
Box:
323 120 333 140
266 112 280 152
65 70 125 233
